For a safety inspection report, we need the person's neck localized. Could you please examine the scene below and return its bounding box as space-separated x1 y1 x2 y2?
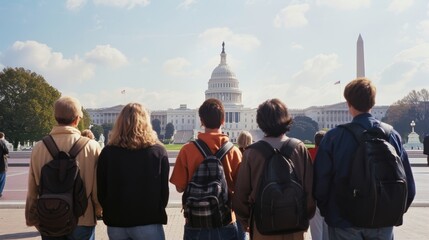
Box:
204 127 222 134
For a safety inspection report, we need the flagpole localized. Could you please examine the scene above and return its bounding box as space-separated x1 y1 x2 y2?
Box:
121 89 126 104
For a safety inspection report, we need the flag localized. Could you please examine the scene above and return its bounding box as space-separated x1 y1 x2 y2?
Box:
121 90 125 94
334 80 340 85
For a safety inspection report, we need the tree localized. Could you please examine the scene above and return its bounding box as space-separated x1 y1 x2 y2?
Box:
90 124 104 141
151 118 161 138
0 67 61 147
77 108 91 131
101 123 114 144
165 122 175 141
288 116 319 143
383 89 429 140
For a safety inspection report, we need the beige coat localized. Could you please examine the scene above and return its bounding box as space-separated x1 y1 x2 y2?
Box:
233 135 316 240
25 126 102 227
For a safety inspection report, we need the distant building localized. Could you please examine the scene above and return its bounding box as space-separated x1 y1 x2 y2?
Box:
87 39 388 143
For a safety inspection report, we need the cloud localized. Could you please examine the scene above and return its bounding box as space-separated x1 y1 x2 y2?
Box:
66 0 87 10
141 57 149 64
291 42 304 49
163 57 193 77
417 20 429 39
198 27 260 51
274 4 310 29
93 0 150 9
316 0 370 10
178 0 196 9
387 0 414 14
394 43 429 61
292 53 341 83
0 41 94 86
85 45 128 68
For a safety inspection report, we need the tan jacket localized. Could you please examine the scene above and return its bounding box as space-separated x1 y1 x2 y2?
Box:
25 126 102 227
233 135 316 240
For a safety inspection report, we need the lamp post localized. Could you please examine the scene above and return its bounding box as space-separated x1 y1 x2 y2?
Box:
410 120 416 133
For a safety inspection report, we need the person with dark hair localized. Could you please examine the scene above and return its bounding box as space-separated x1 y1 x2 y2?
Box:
313 78 416 240
0 132 9 198
170 98 242 240
97 103 169 240
308 130 328 240
25 96 102 240
424 135 429 166
308 131 326 163
233 98 315 240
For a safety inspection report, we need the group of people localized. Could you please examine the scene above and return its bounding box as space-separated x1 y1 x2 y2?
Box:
21 77 416 240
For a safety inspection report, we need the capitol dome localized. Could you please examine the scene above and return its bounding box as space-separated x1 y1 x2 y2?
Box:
205 42 242 108
211 63 236 79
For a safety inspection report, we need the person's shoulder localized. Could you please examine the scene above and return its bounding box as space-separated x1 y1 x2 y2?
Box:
85 138 102 150
149 143 168 154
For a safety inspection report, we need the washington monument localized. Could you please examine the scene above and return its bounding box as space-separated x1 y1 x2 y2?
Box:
357 34 365 77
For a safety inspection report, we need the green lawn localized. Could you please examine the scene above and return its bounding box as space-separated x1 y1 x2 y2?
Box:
163 144 184 151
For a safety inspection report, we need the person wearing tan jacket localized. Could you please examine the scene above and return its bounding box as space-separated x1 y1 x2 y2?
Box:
25 96 102 240
233 98 316 240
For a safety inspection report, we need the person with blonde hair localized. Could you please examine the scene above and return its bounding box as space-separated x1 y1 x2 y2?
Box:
97 103 169 240
237 131 252 153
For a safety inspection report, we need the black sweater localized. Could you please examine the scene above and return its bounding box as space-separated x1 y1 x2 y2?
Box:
97 143 170 227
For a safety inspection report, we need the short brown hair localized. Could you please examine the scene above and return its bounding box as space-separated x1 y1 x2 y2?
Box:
54 96 83 125
257 98 292 137
198 98 225 129
0 132 4 138
343 78 376 112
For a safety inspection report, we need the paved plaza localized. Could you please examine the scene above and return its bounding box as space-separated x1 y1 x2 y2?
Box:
1 155 429 239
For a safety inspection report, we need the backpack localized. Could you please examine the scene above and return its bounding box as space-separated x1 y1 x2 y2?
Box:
36 135 90 237
250 139 309 235
336 122 408 228
182 139 234 228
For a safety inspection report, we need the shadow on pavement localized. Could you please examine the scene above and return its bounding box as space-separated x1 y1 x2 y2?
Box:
0 231 39 239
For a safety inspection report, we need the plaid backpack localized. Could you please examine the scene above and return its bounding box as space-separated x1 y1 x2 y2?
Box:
182 139 234 228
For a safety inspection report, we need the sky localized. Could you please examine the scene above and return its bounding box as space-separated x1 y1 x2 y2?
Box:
1 0 429 111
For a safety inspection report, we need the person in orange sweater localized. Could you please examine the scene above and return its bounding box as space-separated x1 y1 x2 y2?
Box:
170 98 242 240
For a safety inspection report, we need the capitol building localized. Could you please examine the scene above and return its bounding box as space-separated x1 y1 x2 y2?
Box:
88 41 389 143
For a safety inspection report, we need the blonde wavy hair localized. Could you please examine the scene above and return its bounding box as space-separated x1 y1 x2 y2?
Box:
108 103 158 149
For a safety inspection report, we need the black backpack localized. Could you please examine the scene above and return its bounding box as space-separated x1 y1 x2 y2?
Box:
36 135 90 237
250 139 309 235
182 139 234 228
337 122 408 228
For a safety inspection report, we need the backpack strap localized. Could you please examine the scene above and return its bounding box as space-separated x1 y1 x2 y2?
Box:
69 137 90 158
215 141 234 161
43 135 90 158
42 135 60 158
192 139 234 161
339 121 392 142
279 138 300 159
193 139 212 158
378 122 393 139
